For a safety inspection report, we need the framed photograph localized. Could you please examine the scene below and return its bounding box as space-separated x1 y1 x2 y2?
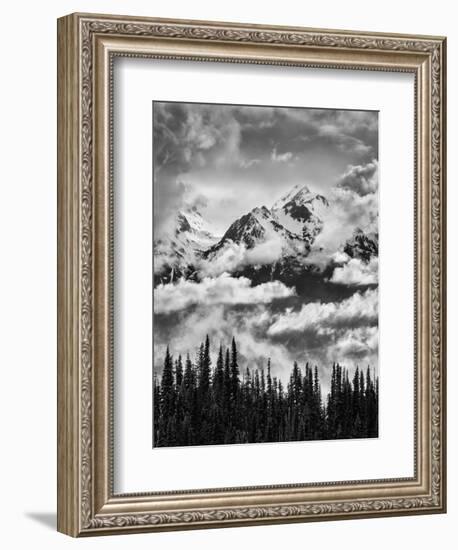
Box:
57 13 446 536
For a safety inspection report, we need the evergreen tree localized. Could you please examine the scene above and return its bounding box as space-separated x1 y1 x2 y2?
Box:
230 337 240 401
183 353 196 444
158 346 175 446
352 366 361 436
223 347 231 415
153 372 160 444
201 335 211 394
153 338 379 447
213 345 224 400
160 346 174 409
175 355 183 389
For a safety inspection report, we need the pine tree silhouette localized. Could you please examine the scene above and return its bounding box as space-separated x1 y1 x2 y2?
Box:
153 336 379 447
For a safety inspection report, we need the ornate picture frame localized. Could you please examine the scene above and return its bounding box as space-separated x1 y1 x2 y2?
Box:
57 12 446 536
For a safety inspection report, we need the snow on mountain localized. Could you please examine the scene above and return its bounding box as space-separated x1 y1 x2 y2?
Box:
343 228 379 263
272 184 329 213
207 185 328 256
154 207 219 284
176 208 218 250
216 205 274 249
206 204 300 256
153 183 377 288
271 184 329 245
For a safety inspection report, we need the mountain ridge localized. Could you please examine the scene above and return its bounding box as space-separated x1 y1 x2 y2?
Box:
153 184 378 289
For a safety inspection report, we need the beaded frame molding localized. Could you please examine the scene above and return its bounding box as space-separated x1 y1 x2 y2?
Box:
57 13 446 537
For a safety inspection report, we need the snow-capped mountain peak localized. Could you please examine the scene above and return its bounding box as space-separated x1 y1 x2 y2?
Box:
272 184 310 210
272 184 328 211
177 207 211 235
211 205 278 251
154 206 218 284
176 208 218 249
251 205 271 218
270 184 329 241
343 228 379 263
153 182 378 291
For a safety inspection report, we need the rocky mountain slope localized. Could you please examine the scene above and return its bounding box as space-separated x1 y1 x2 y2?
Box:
154 184 377 292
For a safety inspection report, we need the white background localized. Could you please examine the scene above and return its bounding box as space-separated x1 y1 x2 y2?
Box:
115 60 414 493
0 1 455 549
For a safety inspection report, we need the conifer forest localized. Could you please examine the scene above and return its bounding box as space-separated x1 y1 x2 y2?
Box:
153 336 379 447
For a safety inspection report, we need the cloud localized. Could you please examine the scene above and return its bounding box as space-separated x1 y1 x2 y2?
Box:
240 158 261 169
153 103 378 236
261 289 379 385
271 147 293 163
332 251 350 263
186 193 208 211
154 302 299 383
337 160 378 196
199 228 289 277
294 159 378 270
153 102 243 236
154 274 295 314
307 186 378 268
154 287 378 390
332 326 378 360
246 236 287 265
154 102 243 172
267 288 377 336
329 257 378 286
283 109 378 158
199 242 247 276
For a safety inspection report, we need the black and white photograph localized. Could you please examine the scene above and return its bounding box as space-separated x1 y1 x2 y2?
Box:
152 101 379 448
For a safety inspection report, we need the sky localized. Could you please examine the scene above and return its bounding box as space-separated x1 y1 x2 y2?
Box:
153 101 378 237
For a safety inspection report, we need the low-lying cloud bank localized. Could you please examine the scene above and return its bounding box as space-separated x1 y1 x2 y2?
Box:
329 256 378 286
154 286 379 388
154 273 295 314
267 288 378 336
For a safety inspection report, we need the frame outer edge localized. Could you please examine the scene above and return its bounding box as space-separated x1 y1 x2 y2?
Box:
69 11 447 41
57 14 82 537
56 12 447 536
439 37 446 513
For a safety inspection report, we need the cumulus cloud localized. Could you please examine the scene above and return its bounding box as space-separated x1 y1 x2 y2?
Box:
307 185 378 268
257 289 379 386
246 235 287 265
329 257 378 286
199 227 291 277
271 147 293 163
154 274 295 314
304 159 378 266
154 302 299 383
154 290 379 392
332 251 350 263
267 288 377 336
332 326 378 361
337 160 378 196
240 158 261 169
198 242 247 276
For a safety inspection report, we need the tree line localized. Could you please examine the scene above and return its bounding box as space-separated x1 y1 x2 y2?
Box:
153 336 378 447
